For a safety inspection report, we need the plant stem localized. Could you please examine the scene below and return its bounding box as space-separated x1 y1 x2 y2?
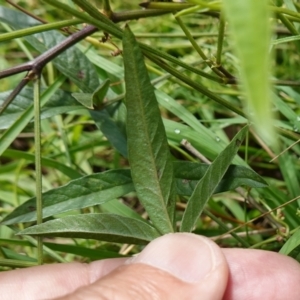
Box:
141 43 223 83
0 76 30 115
6 0 47 24
145 52 246 117
72 0 173 24
270 6 300 22
34 76 43 265
134 32 220 38
111 9 173 22
175 15 234 80
175 16 207 61
43 0 122 37
277 13 299 35
216 13 225 66
103 0 112 17
140 2 195 10
0 19 83 43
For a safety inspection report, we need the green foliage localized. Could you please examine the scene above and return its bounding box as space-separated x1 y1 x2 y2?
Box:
2 163 266 225
180 126 248 232
18 213 160 244
123 26 175 234
0 1 299 267
72 79 111 109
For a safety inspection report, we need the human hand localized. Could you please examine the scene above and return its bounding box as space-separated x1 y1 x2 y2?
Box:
0 233 299 300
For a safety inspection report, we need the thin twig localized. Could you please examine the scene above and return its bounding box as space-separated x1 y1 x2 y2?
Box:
249 127 276 159
214 194 300 243
270 139 300 162
0 76 31 115
210 228 276 241
6 0 47 24
181 139 211 164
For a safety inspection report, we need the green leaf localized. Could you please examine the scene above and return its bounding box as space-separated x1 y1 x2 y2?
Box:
174 161 267 196
180 126 248 232
92 79 111 107
222 1 274 145
1 247 36 262
280 227 300 262
100 199 146 223
18 213 160 245
123 26 175 234
1 162 266 226
1 170 134 225
72 79 111 109
90 109 128 158
71 93 94 109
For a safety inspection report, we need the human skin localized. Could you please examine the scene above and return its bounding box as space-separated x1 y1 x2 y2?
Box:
0 233 299 300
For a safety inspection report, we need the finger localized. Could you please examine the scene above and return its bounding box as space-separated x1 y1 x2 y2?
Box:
222 248 300 300
0 257 127 300
58 233 229 300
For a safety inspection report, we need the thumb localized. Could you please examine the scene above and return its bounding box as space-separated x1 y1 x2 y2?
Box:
59 233 229 300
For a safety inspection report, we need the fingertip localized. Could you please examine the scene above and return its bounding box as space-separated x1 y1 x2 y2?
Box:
130 233 229 299
130 233 228 283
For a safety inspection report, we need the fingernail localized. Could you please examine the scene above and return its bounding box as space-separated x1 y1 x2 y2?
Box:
128 233 219 283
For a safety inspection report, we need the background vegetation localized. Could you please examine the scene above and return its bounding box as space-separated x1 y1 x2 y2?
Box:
0 0 300 269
